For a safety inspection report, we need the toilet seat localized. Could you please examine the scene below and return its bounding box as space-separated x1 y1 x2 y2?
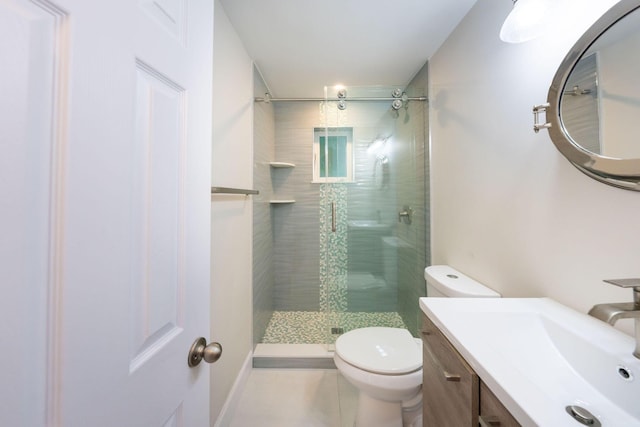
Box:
335 327 421 375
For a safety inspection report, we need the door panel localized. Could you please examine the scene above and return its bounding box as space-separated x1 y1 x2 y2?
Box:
0 1 62 425
0 0 213 425
130 59 186 372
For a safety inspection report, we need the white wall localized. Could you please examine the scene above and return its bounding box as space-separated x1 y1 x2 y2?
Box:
430 0 640 335
211 0 254 422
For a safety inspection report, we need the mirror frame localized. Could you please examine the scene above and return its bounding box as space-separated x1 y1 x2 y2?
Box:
547 0 640 191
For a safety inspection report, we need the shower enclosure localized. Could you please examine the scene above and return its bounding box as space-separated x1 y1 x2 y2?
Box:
253 66 430 350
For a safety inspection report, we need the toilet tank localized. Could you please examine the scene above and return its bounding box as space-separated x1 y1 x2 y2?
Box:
424 265 500 298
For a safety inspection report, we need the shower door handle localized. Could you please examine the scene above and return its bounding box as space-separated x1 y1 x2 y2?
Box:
331 202 336 232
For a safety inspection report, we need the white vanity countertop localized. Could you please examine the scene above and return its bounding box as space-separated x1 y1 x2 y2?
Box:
419 297 640 427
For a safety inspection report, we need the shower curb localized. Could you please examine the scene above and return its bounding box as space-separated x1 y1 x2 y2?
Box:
253 356 336 369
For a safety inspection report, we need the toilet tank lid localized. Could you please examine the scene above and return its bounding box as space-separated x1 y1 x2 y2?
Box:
424 265 501 298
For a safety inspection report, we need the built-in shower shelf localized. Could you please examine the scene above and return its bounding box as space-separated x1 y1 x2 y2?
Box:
270 162 295 168
270 163 295 204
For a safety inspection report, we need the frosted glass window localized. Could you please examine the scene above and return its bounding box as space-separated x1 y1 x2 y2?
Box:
319 135 347 177
313 127 353 182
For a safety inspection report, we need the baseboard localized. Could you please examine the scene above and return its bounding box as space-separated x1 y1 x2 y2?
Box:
213 350 253 427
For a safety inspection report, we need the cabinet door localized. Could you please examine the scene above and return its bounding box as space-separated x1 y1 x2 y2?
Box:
480 382 521 427
422 315 479 427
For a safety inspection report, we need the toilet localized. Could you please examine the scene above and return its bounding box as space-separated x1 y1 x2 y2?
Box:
334 265 500 427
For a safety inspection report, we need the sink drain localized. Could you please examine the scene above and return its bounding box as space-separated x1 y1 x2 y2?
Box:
565 405 601 426
617 365 633 381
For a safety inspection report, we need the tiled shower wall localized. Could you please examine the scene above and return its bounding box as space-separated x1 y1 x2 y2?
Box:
252 65 430 343
271 101 322 311
271 99 396 313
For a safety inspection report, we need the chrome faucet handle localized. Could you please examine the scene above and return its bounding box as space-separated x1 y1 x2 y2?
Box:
398 205 413 224
603 278 640 305
594 278 640 360
604 278 640 288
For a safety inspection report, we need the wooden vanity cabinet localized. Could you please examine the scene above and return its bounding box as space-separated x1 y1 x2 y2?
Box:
421 314 478 426
479 382 520 427
421 314 521 427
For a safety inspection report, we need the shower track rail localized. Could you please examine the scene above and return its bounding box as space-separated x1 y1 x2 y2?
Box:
254 96 428 103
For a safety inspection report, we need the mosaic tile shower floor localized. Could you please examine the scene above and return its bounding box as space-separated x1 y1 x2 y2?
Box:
261 310 407 344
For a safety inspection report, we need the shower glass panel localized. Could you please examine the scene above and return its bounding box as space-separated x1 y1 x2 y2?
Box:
254 70 429 348
319 85 428 344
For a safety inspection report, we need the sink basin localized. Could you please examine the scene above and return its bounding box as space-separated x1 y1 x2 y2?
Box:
347 220 390 231
419 298 640 427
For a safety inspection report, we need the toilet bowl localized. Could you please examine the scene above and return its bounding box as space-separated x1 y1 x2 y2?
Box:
334 265 500 427
335 327 422 427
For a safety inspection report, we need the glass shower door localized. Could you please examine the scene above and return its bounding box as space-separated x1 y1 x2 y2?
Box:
317 87 349 346
321 85 428 343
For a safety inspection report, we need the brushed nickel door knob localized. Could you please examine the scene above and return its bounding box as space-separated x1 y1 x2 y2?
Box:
188 337 222 367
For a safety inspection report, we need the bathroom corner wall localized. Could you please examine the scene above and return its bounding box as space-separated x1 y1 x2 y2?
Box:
430 0 640 335
211 1 254 423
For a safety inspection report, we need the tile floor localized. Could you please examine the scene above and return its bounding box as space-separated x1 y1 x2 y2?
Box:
228 368 358 427
262 310 407 344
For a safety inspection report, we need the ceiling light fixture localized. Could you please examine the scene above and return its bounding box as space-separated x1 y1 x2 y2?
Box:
500 0 552 43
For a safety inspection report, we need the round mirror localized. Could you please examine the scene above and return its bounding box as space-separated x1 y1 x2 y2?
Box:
547 0 640 191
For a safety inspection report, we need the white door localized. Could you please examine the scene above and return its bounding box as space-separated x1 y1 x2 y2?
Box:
0 1 213 426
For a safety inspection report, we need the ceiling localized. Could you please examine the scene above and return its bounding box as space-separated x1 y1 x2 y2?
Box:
219 0 478 98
